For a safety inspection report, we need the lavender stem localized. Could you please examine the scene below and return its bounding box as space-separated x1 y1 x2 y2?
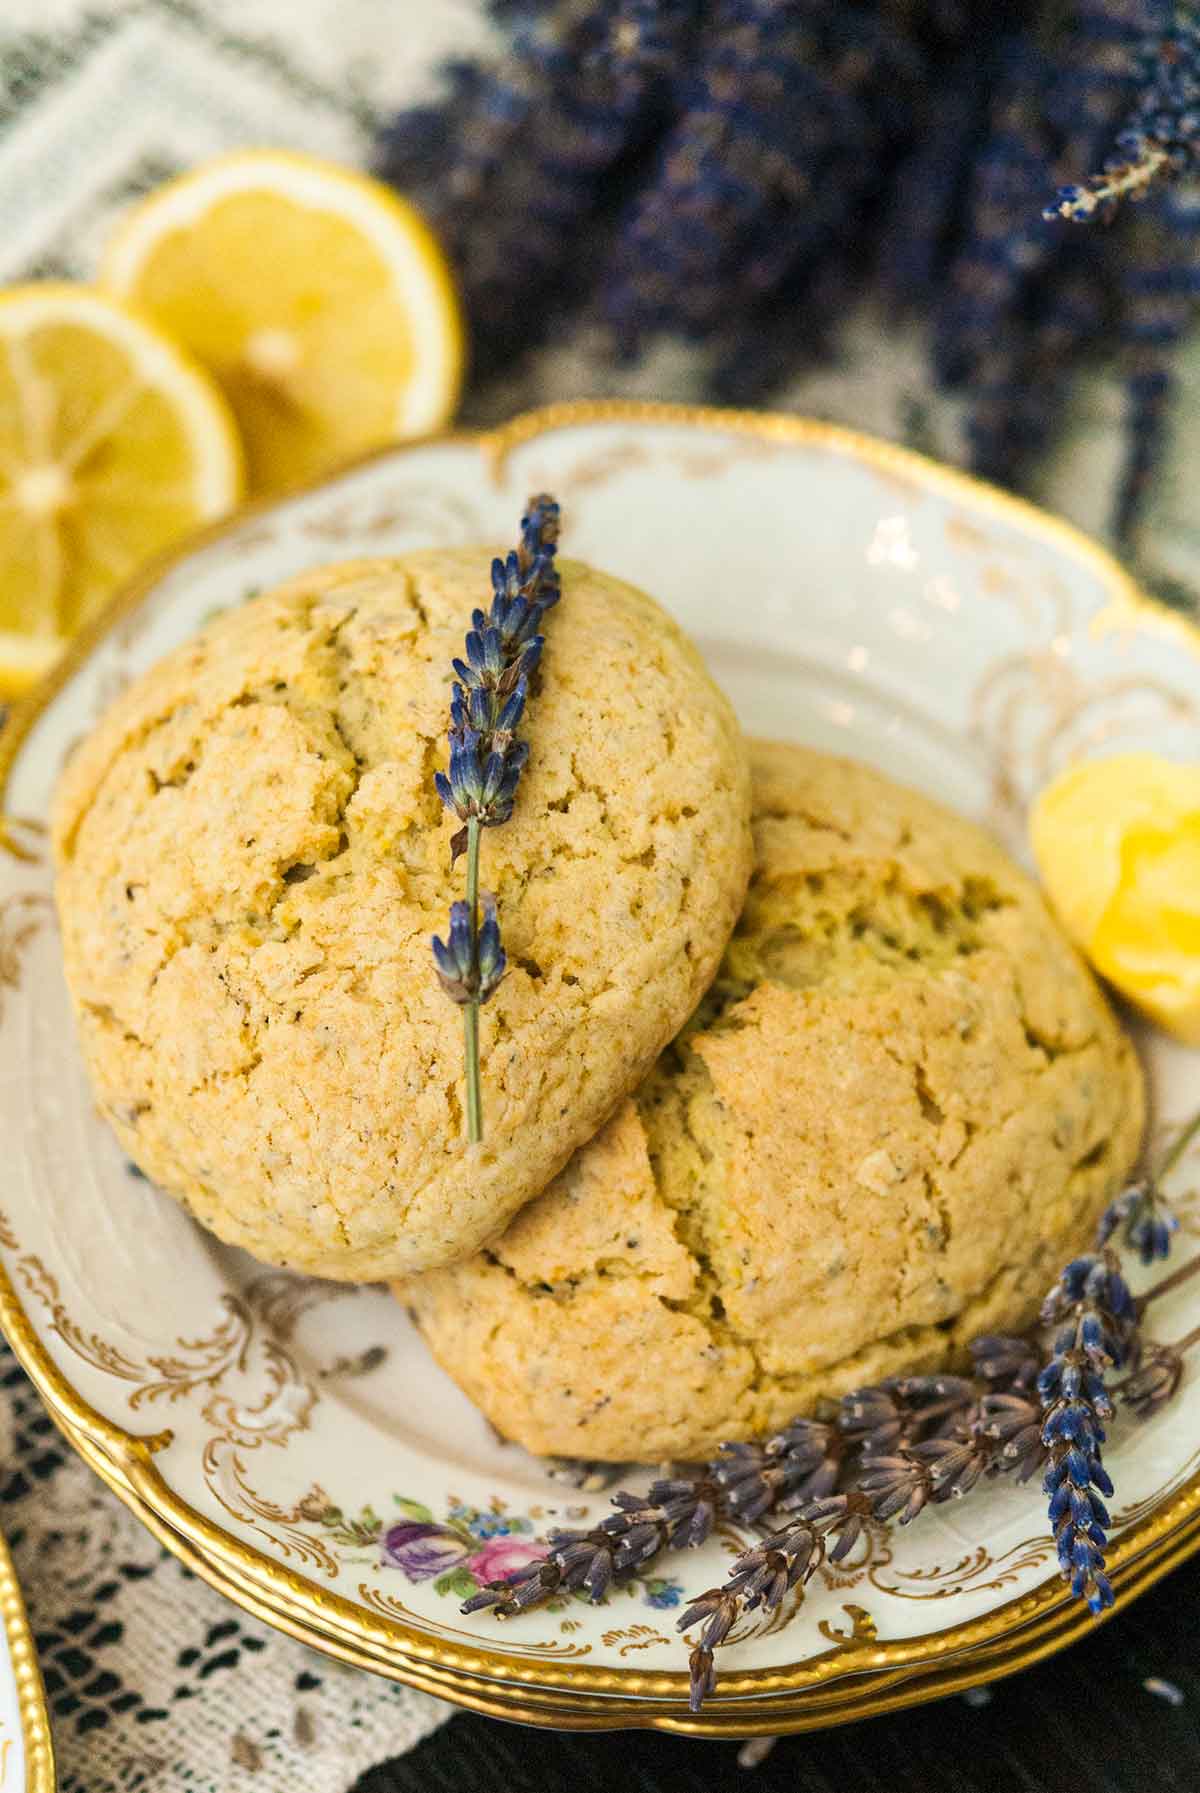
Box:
1139 1250 1200 1313
1158 1109 1200 1184
464 817 482 1144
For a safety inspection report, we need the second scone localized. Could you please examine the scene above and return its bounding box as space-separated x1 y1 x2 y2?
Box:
400 743 1146 1461
52 549 752 1279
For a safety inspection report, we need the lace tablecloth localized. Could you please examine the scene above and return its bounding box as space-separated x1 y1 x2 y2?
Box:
2 4 1197 1790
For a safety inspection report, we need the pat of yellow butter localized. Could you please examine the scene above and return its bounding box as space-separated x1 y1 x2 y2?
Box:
1030 752 1200 1045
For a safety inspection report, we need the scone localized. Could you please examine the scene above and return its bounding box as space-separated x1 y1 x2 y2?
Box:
400 742 1146 1462
53 550 752 1279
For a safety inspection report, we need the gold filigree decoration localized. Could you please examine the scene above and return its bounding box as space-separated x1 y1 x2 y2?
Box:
9 1246 318 1448
817 1603 878 1647
15 1257 148 1383
201 1446 340 1577
868 1536 1057 1601
600 1624 672 1656
0 816 46 865
128 1299 253 1409
15 1258 334 1562
0 892 53 1022
356 1582 595 1657
201 1335 316 1446
813 1519 891 1592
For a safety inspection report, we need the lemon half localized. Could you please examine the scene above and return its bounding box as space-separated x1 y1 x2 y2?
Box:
102 149 464 495
0 283 242 699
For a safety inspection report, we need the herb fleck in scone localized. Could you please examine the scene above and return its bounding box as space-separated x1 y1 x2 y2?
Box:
52 551 752 1279
400 743 1146 1462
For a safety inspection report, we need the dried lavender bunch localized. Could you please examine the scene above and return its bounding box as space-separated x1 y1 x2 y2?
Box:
1041 7 1200 539
674 1349 1047 1708
1090 192 1200 547
933 3 1161 496
376 2 699 375
380 0 1200 545
431 495 560 1141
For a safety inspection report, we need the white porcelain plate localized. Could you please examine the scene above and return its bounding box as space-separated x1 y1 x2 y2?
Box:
2 402 1199 1732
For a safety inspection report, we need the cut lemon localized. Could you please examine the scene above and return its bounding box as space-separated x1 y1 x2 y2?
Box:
101 149 464 494
0 283 243 700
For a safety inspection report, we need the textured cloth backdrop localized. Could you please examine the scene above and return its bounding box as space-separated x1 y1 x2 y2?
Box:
3 4 1200 1791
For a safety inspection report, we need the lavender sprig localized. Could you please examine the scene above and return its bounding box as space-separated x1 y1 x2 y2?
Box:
1045 13 1200 223
1038 1252 1137 1612
431 495 560 1142
461 1472 722 1615
1097 1108 1200 1261
677 1496 869 1712
431 896 506 1005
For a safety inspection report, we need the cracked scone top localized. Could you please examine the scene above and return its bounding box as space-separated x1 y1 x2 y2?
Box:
52 550 752 1279
400 742 1146 1462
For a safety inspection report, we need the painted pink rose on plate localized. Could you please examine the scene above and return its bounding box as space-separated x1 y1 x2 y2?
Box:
467 1535 548 1583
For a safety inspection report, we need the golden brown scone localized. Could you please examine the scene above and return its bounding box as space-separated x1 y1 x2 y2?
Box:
52 551 752 1278
400 743 1146 1462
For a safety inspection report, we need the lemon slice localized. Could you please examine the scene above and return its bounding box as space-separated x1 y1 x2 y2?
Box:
101 150 464 495
0 284 243 700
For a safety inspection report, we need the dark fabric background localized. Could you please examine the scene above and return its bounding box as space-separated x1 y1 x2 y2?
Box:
353 1553 1200 1793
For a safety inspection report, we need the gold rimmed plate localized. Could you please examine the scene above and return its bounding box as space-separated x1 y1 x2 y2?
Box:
1 400 1198 1733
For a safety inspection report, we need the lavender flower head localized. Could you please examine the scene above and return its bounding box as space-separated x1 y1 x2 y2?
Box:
1096 1176 1179 1264
435 494 561 864
1038 1253 1136 1613
432 895 506 1007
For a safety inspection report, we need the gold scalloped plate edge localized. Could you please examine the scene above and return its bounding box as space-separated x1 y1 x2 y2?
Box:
1 398 1198 1725
0 1532 55 1787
